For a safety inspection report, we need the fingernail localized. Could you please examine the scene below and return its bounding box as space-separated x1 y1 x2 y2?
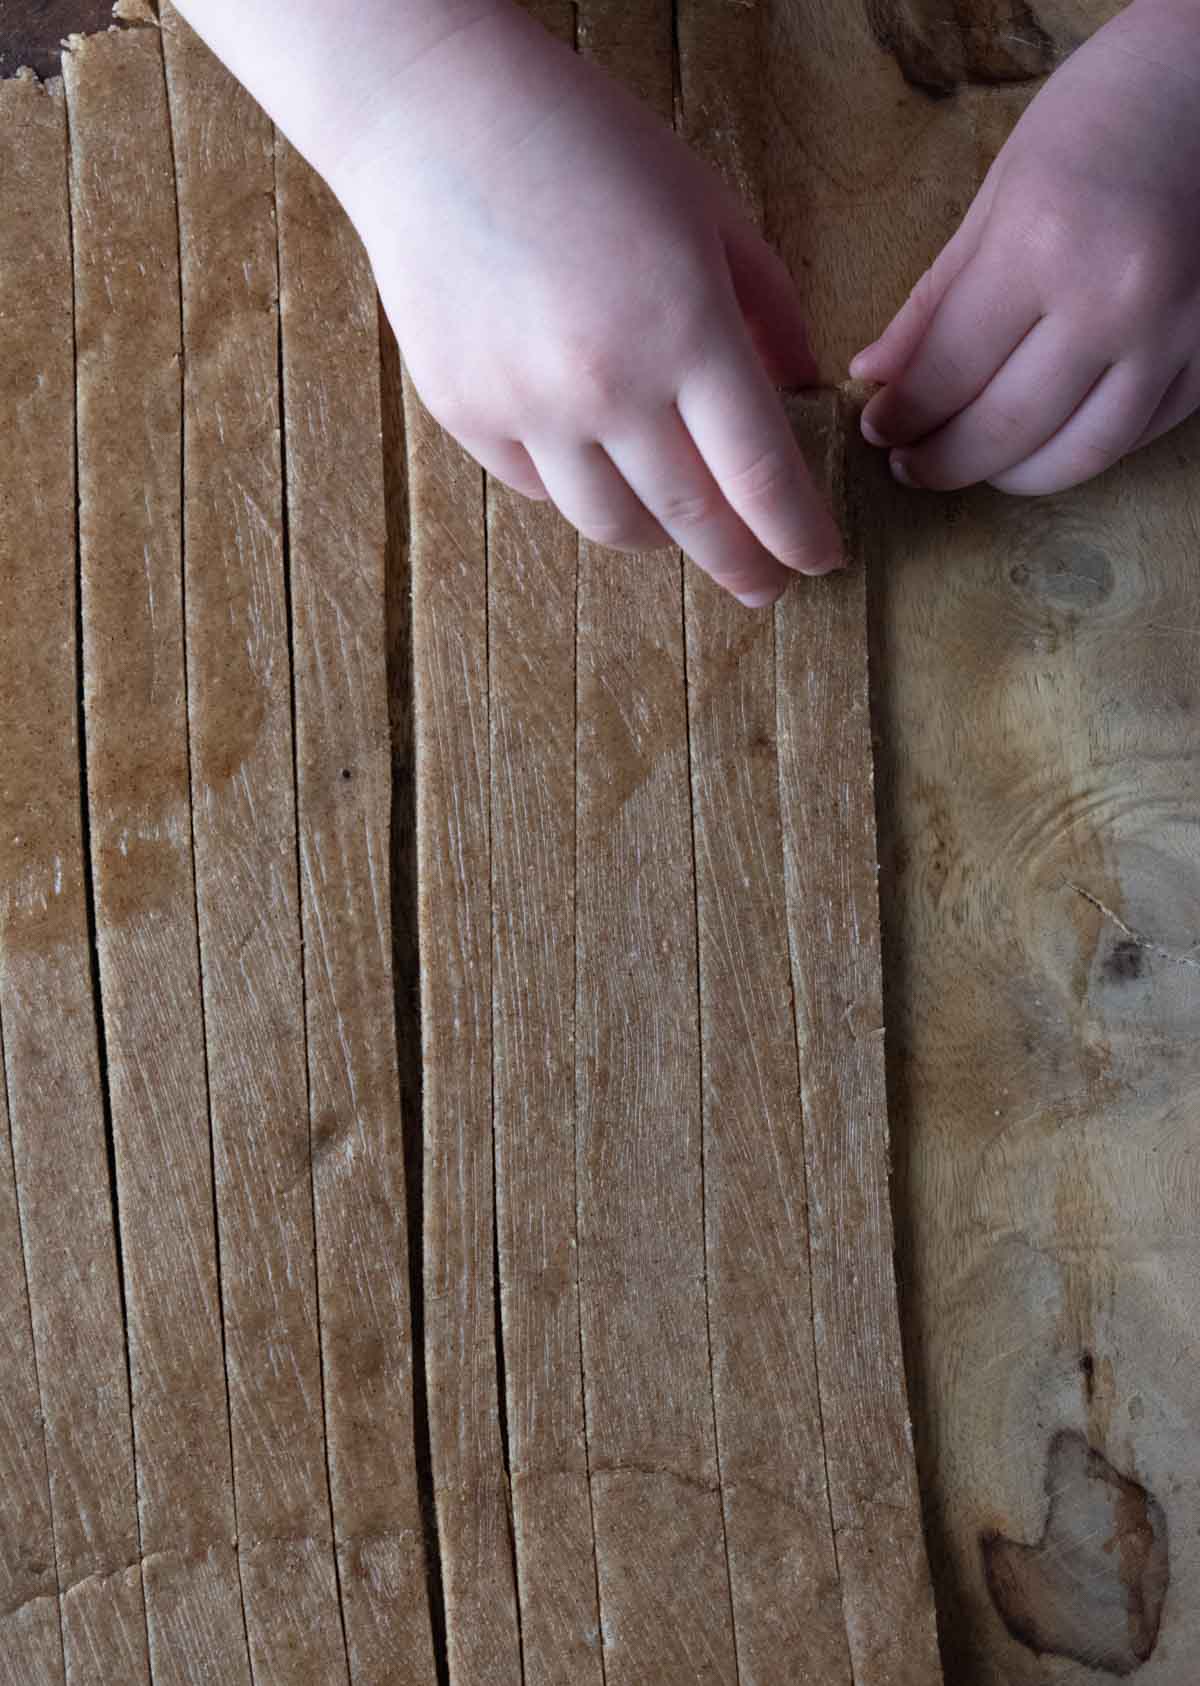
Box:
734 584 786 608
890 453 919 488
848 344 876 378
861 414 889 447
797 555 845 577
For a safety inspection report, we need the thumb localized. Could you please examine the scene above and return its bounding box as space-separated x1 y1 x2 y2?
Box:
848 273 939 385
717 215 820 389
850 167 1001 382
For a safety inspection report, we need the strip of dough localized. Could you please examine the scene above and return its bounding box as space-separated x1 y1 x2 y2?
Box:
160 8 349 1678
0 68 149 1686
63 25 252 1684
276 134 438 1681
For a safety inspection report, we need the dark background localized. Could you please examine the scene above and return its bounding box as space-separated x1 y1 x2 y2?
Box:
1 1 128 79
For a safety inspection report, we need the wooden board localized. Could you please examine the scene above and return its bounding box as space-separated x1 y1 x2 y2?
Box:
865 153 1200 1686
868 397 1200 1682
794 9 1200 1680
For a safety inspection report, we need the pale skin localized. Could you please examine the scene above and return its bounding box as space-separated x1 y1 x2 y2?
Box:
173 0 1200 608
853 0 1200 497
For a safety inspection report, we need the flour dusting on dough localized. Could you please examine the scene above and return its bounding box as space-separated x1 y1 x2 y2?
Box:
113 0 157 24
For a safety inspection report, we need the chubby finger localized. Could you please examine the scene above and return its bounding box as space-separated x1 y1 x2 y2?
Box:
459 433 551 500
988 361 1175 496
674 329 844 577
1129 362 1200 456
850 163 1004 384
859 260 1041 449
603 401 794 605
522 437 677 553
717 215 820 388
888 320 1108 491
850 261 955 388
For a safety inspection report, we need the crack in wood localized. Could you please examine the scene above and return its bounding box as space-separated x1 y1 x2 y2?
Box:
1064 878 1200 973
62 65 152 1676
158 32 253 1674
380 301 452 1686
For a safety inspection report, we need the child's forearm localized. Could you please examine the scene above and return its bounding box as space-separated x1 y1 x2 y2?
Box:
167 0 513 187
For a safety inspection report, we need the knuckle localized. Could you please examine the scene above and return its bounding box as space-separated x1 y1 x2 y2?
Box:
721 443 797 510
1013 200 1078 272
1056 433 1122 484
718 563 778 598
1016 195 1182 325
656 483 722 530
909 266 937 312
577 511 644 552
554 327 635 419
923 341 970 394
993 463 1065 497
974 400 1027 449
574 360 630 419
1102 226 1179 319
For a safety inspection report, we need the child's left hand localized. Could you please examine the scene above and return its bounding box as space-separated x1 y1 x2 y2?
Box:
850 0 1200 495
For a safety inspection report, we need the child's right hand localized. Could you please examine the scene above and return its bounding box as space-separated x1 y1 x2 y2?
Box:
332 0 843 606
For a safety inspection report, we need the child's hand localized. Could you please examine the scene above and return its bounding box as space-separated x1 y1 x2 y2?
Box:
850 0 1200 495
333 0 842 606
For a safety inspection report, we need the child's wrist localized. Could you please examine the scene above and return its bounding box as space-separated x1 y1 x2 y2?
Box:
173 0 523 201
318 0 524 199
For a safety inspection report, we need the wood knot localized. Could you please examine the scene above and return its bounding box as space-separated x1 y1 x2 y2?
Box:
1009 543 1115 613
981 1429 1168 1675
865 0 1057 96
1102 937 1145 985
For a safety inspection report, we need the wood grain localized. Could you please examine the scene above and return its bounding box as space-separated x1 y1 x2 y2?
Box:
160 7 348 1678
826 8 1200 1676
62 23 251 1684
761 0 976 382
867 296 1200 1685
0 66 151 1686
276 134 437 1683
